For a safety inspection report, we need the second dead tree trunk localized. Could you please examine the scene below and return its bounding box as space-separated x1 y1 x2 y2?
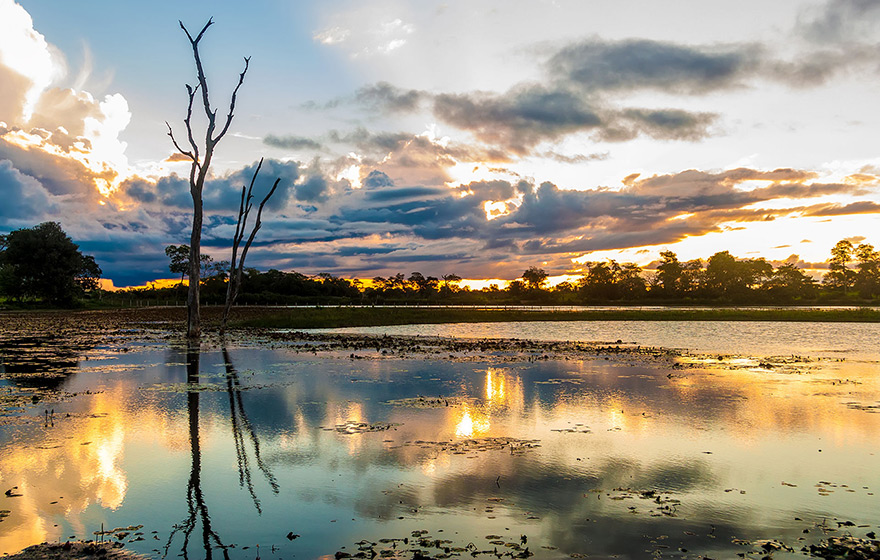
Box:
220 158 280 334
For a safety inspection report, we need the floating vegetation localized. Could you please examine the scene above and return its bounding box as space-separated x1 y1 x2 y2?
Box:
550 423 591 434
844 401 880 413
3 540 149 559
806 535 880 559
400 437 540 455
332 530 533 559
597 488 682 517
0 386 76 421
326 421 401 434
144 380 286 393
385 396 474 408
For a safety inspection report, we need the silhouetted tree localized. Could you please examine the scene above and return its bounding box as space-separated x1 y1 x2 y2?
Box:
824 239 856 293
854 243 880 298
655 250 683 297
578 261 646 301
167 18 250 340
765 263 817 301
165 244 214 287
0 222 101 305
441 273 462 293
521 266 548 290
705 251 772 300
408 272 439 297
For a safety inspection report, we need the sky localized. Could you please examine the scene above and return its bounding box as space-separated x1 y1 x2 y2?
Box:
2 0 880 287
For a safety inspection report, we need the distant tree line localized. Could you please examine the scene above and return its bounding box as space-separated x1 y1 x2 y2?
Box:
3 224 879 308
103 239 880 306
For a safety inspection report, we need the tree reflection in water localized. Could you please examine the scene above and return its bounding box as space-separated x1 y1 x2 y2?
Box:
164 344 278 559
224 345 279 513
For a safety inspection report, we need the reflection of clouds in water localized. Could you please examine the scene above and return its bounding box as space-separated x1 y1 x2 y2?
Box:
2 337 880 558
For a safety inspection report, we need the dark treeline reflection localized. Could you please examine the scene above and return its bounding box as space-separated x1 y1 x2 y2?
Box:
164 345 278 560
104 240 880 306
0 334 89 390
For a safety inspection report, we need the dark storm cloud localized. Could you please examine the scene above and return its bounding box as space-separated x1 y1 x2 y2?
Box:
263 134 324 151
364 185 446 202
548 38 756 93
297 173 330 203
121 174 190 209
203 159 299 212
78 233 182 287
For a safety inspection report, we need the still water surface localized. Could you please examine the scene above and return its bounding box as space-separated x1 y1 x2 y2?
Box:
318 320 880 360
0 321 878 559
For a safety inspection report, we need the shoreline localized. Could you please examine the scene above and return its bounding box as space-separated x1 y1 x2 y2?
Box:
3 305 880 333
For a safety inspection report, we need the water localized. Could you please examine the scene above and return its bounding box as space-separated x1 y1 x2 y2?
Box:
317 320 880 360
1 320 879 559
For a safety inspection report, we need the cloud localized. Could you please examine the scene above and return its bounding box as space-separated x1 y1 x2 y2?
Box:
548 38 757 94
263 134 324 151
0 0 63 122
89 159 875 283
801 200 880 216
433 85 602 154
295 158 331 203
0 158 55 221
798 0 880 43
313 16 414 58
0 1 132 199
313 26 350 45
432 84 718 152
354 82 424 113
164 152 191 163
599 108 717 142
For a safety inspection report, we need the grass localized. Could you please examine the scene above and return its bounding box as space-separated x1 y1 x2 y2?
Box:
232 306 880 329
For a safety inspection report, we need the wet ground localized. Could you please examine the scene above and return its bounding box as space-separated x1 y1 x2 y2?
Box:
1 309 879 559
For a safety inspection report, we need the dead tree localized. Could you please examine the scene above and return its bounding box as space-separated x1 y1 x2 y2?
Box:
166 18 249 340
220 158 280 334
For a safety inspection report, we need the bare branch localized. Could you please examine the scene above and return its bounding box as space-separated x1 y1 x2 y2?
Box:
238 177 280 269
213 56 250 144
180 19 216 135
165 122 195 161
184 84 201 163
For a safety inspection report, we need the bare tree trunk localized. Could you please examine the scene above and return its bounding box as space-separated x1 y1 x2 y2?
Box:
187 201 203 339
220 158 280 334
167 18 249 340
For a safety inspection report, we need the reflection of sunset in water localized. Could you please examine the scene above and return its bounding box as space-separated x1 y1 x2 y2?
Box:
1 340 879 559
0 386 131 551
454 404 490 438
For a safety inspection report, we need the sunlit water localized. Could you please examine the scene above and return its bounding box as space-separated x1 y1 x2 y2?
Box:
0 321 878 559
